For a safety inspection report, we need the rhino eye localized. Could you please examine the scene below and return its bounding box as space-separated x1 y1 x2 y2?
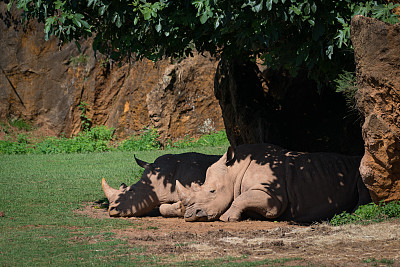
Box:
209 189 215 194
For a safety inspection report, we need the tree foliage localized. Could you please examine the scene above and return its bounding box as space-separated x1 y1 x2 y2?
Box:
8 0 399 84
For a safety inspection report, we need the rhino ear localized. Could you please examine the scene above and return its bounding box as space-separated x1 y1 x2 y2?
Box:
225 146 235 166
191 182 201 192
119 183 128 191
134 155 152 169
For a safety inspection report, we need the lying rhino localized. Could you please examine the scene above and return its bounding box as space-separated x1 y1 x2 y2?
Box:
102 153 220 217
177 144 371 223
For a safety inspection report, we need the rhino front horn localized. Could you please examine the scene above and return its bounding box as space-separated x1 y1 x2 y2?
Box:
176 180 192 203
102 178 119 201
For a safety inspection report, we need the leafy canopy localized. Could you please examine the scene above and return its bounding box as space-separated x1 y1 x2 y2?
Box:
8 0 399 84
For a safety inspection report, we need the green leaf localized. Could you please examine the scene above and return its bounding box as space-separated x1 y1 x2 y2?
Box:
266 0 273 11
326 45 333 59
200 12 208 24
55 0 63 10
115 16 122 28
252 1 263 13
289 5 301 15
81 19 90 29
143 9 152 20
155 21 162 32
311 2 317 13
99 5 107 16
304 3 310 15
336 16 345 25
72 17 81 27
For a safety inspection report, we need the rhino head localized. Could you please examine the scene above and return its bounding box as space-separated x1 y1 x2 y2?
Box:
176 148 236 222
102 156 158 217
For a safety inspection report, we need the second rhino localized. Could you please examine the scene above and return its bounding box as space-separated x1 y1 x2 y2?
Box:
102 152 220 217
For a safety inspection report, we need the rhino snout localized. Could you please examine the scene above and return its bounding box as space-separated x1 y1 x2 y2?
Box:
108 206 121 217
184 207 208 222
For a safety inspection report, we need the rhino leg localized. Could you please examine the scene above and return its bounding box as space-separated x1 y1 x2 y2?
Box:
159 201 186 217
220 190 284 222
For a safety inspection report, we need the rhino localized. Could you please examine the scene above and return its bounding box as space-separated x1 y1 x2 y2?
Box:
177 144 371 223
102 153 220 217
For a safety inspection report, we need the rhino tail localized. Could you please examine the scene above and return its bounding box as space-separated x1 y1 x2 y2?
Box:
102 178 118 201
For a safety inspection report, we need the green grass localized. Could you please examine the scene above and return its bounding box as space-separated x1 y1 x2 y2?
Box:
0 147 228 266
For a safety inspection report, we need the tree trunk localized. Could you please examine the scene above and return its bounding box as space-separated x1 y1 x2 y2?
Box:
214 57 364 155
213 58 282 148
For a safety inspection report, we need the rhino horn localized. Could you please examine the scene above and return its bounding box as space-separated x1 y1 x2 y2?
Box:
176 180 192 203
102 178 119 201
134 155 152 169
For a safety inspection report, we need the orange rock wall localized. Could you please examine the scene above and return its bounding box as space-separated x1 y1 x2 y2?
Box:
351 15 400 203
0 3 224 141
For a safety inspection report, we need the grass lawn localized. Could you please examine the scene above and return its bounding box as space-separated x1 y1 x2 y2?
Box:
0 147 227 266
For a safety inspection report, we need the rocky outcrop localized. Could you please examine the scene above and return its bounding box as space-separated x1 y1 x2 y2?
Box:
0 3 223 141
351 15 400 203
147 56 222 141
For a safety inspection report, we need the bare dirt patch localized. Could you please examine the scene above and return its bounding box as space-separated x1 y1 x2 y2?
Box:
78 204 400 266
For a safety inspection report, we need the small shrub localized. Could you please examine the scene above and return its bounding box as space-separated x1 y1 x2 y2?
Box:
330 201 400 226
165 130 229 149
8 118 33 131
0 126 228 154
334 71 358 109
0 139 34 154
0 122 10 134
70 54 89 67
117 127 161 151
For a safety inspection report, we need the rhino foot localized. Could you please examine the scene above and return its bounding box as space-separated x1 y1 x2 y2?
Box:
159 201 186 217
220 208 241 222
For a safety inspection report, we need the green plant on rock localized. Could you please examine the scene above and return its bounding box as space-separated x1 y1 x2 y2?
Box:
78 101 92 131
9 118 33 131
335 71 358 108
69 54 89 67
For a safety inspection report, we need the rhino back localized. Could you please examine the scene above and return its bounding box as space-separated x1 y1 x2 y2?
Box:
284 153 362 222
170 153 221 186
152 153 220 202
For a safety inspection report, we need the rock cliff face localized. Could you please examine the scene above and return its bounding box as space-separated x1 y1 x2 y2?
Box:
0 4 223 141
352 15 400 203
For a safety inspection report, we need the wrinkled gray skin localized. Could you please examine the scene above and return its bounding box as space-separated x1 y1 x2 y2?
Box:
102 153 220 217
177 144 371 223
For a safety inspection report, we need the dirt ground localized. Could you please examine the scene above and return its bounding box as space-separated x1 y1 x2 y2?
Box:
77 204 400 266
